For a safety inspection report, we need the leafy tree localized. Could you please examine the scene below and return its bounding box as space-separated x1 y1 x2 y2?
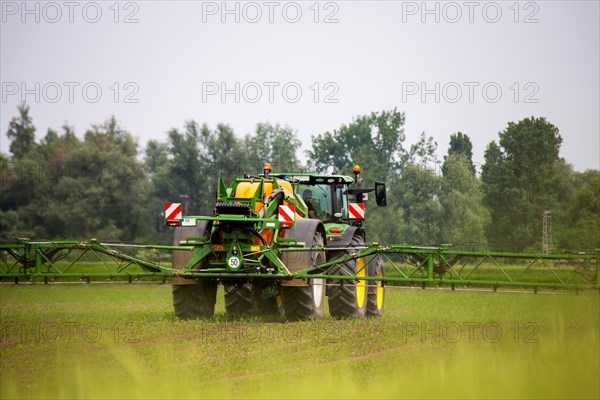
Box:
481 117 562 251
440 154 490 248
0 154 17 240
567 170 600 250
208 124 246 175
1 107 150 241
6 103 36 159
202 123 247 210
439 134 489 248
396 164 443 245
145 140 169 175
151 121 208 216
243 122 302 172
553 168 600 251
443 132 475 175
365 198 404 244
148 121 247 216
69 119 149 240
1 107 46 236
307 109 436 183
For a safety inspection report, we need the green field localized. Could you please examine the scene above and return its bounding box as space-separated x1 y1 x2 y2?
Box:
0 284 598 399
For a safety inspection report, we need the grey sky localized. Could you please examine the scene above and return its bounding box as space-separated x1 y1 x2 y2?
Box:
1 1 598 172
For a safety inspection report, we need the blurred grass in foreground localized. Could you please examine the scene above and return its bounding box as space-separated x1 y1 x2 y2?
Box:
1 285 598 399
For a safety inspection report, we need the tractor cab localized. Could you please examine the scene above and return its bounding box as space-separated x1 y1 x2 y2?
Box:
282 174 354 222
272 166 386 245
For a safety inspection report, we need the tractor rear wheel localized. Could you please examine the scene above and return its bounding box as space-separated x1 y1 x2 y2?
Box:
224 282 282 317
281 279 325 321
366 256 385 317
258 286 283 316
172 224 218 319
327 234 368 319
224 282 256 316
281 230 325 321
172 280 218 319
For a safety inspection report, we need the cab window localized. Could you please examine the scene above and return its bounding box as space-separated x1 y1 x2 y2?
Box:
299 184 330 219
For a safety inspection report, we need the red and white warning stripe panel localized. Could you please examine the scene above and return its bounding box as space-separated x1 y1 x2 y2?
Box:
165 202 182 220
349 203 365 219
278 205 295 228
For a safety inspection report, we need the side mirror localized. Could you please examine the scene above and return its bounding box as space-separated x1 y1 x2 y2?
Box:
375 182 387 207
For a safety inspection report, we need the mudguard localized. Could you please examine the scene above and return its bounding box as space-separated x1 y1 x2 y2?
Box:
172 222 211 284
280 219 326 274
326 226 361 248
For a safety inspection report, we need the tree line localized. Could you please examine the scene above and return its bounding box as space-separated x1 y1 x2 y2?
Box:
1 103 598 252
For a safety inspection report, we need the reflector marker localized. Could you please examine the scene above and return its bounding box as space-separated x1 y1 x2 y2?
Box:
349 203 365 219
165 202 182 220
278 205 295 223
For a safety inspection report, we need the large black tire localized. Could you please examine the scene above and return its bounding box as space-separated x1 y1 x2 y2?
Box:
224 282 259 317
366 256 385 317
172 280 218 319
224 282 282 317
282 282 324 321
260 292 283 316
172 224 218 320
327 235 368 319
281 230 326 321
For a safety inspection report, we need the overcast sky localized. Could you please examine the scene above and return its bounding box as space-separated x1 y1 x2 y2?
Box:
1 0 598 172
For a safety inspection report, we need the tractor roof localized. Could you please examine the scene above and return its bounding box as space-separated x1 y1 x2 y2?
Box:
271 173 354 184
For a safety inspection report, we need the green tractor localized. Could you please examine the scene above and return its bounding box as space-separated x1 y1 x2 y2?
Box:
170 163 387 321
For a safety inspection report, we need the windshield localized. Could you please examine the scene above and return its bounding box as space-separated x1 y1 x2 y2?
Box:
299 183 348 221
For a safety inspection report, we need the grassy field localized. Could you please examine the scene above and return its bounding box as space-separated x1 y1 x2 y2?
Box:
0 283 598 399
